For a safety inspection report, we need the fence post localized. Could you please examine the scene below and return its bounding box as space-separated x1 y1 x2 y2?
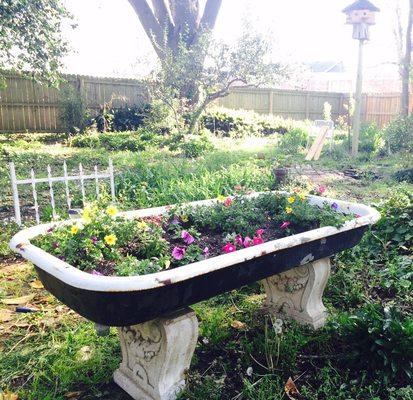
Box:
109 159 116 202
305 92 310 119
9 162 22 226
268 90 274 114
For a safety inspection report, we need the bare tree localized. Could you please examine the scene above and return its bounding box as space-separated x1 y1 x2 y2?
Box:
127 0 222 60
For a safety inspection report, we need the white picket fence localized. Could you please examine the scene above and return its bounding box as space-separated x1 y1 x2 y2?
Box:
9 160 115 226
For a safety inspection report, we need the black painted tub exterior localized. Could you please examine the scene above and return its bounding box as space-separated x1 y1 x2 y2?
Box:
10 194 379 327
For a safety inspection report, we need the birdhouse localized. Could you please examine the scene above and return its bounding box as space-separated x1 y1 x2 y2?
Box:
343 0 380 25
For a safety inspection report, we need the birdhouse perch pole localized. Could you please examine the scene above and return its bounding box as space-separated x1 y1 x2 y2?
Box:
343 0 380 157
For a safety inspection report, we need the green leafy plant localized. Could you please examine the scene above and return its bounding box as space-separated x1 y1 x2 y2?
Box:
331 305 413 381
385 115 413 153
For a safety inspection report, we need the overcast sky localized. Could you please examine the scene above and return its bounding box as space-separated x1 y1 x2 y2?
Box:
62 0 402 79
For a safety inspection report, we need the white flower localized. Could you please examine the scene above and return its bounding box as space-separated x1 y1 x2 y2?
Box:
246 367 253 377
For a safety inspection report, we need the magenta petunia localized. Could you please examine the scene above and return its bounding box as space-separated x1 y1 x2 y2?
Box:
280 221 291 229
317 185 326 194
235 234 243 246
172 246 186 260
181 230 195 244
222 243 236 253
224 197 233 207
256 229 264 237
253 236 264 245
243 237 253 248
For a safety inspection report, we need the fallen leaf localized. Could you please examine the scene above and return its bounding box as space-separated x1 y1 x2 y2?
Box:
64 391 82 399
285 377 304 400
2 294 35 305
0 391 19 400
231 320 247 330
0 309 13 322
29 280 44 289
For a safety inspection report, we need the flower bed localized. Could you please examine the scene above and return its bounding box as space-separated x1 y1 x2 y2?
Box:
34 190 357 277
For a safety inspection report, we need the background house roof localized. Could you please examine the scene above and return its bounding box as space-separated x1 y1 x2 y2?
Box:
343 0 380 13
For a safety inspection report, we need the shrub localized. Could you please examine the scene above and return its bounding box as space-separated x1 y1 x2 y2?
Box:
59 85 89 133
202 107 310 138
71 134 101 149
179 134 214 158
330 305 413 381
385 115 413 153
71 131 154 152
359 122 385 154
277 127 308 153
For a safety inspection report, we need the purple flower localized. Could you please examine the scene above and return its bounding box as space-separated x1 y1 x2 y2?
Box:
58 256 66 261
280 221 291 230
92 270 104 276
52 242 59 249
331 202 339 210
171 216 180 225
172 246 186 260
203 247 209 258
90 236 98 245
181 230 195 245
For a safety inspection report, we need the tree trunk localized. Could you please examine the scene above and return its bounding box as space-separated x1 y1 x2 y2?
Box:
401 0 413 116
128 0 222 60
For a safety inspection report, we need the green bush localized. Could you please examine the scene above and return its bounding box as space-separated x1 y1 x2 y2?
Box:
385 115 413 153
71 131 154 152
331 305 413 380
179 134 214 158
202 107 310 138
359 122 385 154
277 127 308 153
59 85 89 134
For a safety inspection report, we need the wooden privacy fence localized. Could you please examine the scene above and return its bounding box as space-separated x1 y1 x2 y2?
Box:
0 73 146 133
0 73 402 132
217 87 402 128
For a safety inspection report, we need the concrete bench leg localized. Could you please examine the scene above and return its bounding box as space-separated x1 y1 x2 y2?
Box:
114 308 198 400
262 257 331 329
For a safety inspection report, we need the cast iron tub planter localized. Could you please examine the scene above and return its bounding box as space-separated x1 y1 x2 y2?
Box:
10 193 380 400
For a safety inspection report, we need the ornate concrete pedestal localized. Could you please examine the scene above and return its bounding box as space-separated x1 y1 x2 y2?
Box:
262 257 331 329
114 308 198 400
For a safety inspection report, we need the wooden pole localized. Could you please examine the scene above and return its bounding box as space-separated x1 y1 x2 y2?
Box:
352 39 364 157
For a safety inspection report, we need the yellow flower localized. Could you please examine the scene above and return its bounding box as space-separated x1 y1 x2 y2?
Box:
285 207 293 214
70 225 79 235
287 196 296 204
217 195 226 202
83 216 92 224
298 193 306 201
137 221 148 230
104 234 117 246
106 205 118 217
181 215 188 223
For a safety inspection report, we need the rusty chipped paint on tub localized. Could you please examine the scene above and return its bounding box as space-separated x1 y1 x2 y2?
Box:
9 192 380 327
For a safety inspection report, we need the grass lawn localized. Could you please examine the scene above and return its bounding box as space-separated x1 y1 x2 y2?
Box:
0 133 412 399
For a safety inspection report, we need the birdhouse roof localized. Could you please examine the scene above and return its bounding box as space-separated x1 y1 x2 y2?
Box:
342 0 380 13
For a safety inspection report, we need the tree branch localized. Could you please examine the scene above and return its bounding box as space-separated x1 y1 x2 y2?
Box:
127 0 165 58
200 0 222 30
151 0 173 28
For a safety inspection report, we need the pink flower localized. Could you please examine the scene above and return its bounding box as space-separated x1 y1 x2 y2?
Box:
256 229 264 237
91 270 103 276
203 247 209 255
235 234 243 246
280 221 291 229
224 197 233 207
317 185 326 194
181 230 195 244
355 214 361 218
253 236 264 245
243 237 253 248
172 246 186 260
222 243 236 253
